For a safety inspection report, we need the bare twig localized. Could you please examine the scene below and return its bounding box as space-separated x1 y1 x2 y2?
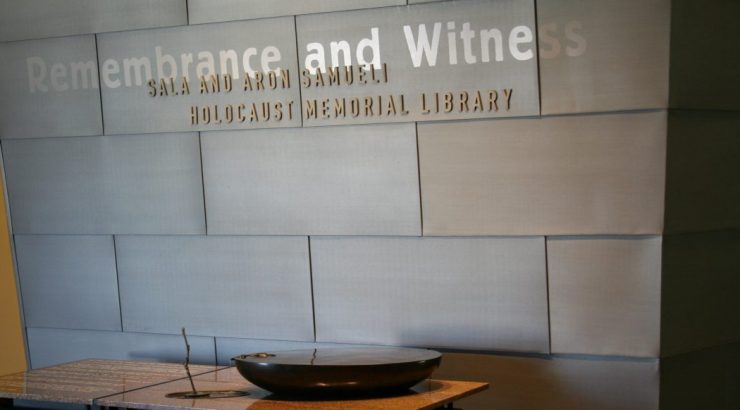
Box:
165 327 247 399
181 327 197 395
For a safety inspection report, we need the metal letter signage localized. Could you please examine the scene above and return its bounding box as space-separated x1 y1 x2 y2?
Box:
97 17 301 134
296 0 540 126
3 0 541 137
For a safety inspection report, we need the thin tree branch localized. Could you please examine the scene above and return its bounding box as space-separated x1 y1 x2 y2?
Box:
181 327 198 395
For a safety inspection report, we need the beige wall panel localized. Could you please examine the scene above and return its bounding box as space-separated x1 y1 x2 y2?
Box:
538 0 670 114
116 235 314 341
548 236 662 358
2 133 205 234
419 112 666 236
311 236 549 352
661 230 740 357
15 235 122 332
188 0 405 25
436 352 659 410
202 124 421 235
0 0 186 42
664 111 740 233
670 0 740 111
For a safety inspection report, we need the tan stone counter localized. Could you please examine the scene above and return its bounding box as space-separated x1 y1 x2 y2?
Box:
0 359 221 406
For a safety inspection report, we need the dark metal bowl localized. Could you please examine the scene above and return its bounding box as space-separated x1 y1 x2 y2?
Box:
232 347 442 397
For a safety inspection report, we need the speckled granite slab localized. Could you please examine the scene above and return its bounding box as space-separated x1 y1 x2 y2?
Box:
97 366 488 410
0 359 221 405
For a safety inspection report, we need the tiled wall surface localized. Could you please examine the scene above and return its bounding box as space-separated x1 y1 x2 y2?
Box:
418 112 666 235
187 0 406 25
115 235 314 340
201 124 421 235
0 0 187 42
311 236 549 351
537 0 670 114
14 235 121 331
1 1 737 409
3 133 205 234
547 236 662 358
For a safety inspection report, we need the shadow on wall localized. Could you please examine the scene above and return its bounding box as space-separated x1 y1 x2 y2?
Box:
660 343 740 410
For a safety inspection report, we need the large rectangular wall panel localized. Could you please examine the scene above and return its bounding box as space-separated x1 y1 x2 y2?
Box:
202 124 420 235
547 236 662 358
26 328 215 369
661 230 740 357
311 236 548 352
0 35 102 139
419 112 666 236
116 236 314 341
97 18 301 135
664 111 740 233
436 352 659 410
2 133 205 234
14 235 121 332
0 0 187 42
538 0 670 114
189 0 405 25
296 0 539 126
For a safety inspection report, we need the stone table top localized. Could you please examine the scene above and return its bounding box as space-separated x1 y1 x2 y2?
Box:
0 359 222 405
97 366 489 410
